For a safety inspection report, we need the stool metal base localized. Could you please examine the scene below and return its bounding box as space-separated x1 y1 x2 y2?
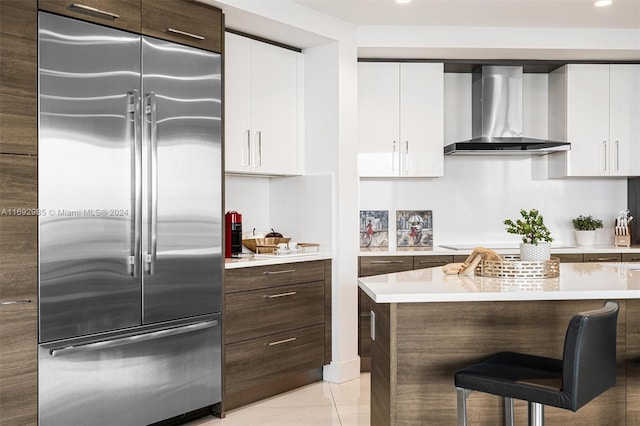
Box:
456 387 545 426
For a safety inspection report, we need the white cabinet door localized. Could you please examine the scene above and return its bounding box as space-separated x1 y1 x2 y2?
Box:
565 64 610 177
400 63 444 177
251 41 299 175
610 64 640 176
358 62 400 177
224 33 301 176
225 33 253 174
549 64 640 178
358 62 444 178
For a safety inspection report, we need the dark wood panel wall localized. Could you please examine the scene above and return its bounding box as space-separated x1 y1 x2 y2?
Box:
0 1 38 424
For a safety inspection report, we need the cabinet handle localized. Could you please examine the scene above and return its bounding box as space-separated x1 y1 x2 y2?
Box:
70 3 120 19
166 28 205 41
0 299 31 306
587 257 619 262
615 140 620 171
255 131 262 167
602 140 607 172
263 269 296 275
370 260 405 264
242 130 251 166
266 291 296 299
268 337 296 346
404 140 409 175
392 141 397 172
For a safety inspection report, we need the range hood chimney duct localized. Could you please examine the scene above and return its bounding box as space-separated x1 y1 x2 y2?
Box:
444 65 570 155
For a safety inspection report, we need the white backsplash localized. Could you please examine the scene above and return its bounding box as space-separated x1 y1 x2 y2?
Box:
359 156 628 249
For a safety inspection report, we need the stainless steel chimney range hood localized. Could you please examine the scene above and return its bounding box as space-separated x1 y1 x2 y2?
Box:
444 65 570 156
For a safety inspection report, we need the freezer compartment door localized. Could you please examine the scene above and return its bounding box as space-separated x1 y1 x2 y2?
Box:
38 12 143 342
141 36 222 323
38 315 221 426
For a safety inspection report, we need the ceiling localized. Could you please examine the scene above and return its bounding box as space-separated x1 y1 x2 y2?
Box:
290 0 640 29
206 0 640 61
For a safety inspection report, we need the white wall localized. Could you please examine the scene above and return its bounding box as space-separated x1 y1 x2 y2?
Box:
360 159 627 249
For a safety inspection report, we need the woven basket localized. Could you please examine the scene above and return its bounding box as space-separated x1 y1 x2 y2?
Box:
242 237 290 253
475 256 560 279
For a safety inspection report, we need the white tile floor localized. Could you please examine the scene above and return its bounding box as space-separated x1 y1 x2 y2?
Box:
189 373 370 426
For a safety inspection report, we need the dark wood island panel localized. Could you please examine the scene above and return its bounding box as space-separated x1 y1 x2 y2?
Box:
371 299 633 425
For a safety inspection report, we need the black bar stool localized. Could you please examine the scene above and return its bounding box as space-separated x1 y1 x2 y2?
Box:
454 300 619 426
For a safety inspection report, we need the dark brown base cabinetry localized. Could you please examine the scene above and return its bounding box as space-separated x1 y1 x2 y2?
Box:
359 251 640 371
224 260 331 411
358 255 456 371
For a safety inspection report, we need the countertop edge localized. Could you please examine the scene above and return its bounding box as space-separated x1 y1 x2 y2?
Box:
225 253 332 269
360 245 640 256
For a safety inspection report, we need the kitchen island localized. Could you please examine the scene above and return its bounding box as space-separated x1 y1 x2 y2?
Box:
358 262 640 425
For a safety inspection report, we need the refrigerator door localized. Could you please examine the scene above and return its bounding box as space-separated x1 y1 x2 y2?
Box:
38 314 222 426
38 13 143 342
141 37 222 323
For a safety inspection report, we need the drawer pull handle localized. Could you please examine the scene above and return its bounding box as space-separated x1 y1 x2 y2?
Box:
588 257 619 262
268 337 296 346
0 299 31 306
70 3 120 19
266 291 297 299
370 260 404 264
167 28 205 41
263 269 296 275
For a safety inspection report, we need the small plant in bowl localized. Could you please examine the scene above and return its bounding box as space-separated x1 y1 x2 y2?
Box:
503 209 553 261
503 209 553 245
572 215 603 231
572 215 603 247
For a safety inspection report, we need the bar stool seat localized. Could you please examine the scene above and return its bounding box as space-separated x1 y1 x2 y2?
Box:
454 300 619 426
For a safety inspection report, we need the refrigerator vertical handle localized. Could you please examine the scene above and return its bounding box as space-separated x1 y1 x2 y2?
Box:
128 90 142 277
145 92 158 275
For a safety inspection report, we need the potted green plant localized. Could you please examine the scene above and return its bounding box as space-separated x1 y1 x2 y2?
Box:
503 209 554 261
572 215 603 247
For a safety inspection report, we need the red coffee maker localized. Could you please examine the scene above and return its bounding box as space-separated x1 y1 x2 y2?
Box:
225 211 242 258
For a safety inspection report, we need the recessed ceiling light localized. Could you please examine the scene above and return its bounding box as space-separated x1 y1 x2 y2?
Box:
594 0 612 6
395 0 412 4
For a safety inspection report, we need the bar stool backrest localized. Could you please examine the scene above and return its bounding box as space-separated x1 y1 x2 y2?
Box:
561 300 619 411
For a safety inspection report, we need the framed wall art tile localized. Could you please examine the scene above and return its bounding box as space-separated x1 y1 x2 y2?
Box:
360 210 389 251
396 210 433 251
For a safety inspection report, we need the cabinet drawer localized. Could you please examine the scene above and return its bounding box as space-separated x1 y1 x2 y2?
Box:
622 253 640 262
226 261 325 293
413 255 453 269
225 324 325 395
359 256 413 277
38 0 141 33
226 282 324 344
583 253 622 262
554 253 584 263
141 0 222 52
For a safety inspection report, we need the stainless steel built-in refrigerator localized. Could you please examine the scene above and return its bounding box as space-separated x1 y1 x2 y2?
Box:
37 12 222 425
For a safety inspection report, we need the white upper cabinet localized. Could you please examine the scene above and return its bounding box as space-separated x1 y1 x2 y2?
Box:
358 62 444 178
548 64 640 177
225 32 303 176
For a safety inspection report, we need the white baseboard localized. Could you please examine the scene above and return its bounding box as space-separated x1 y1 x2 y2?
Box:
322 356 361 384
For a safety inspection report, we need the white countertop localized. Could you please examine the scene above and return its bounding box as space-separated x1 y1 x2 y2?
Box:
358 262 640 303
225 252 332 269
360 245 640 256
